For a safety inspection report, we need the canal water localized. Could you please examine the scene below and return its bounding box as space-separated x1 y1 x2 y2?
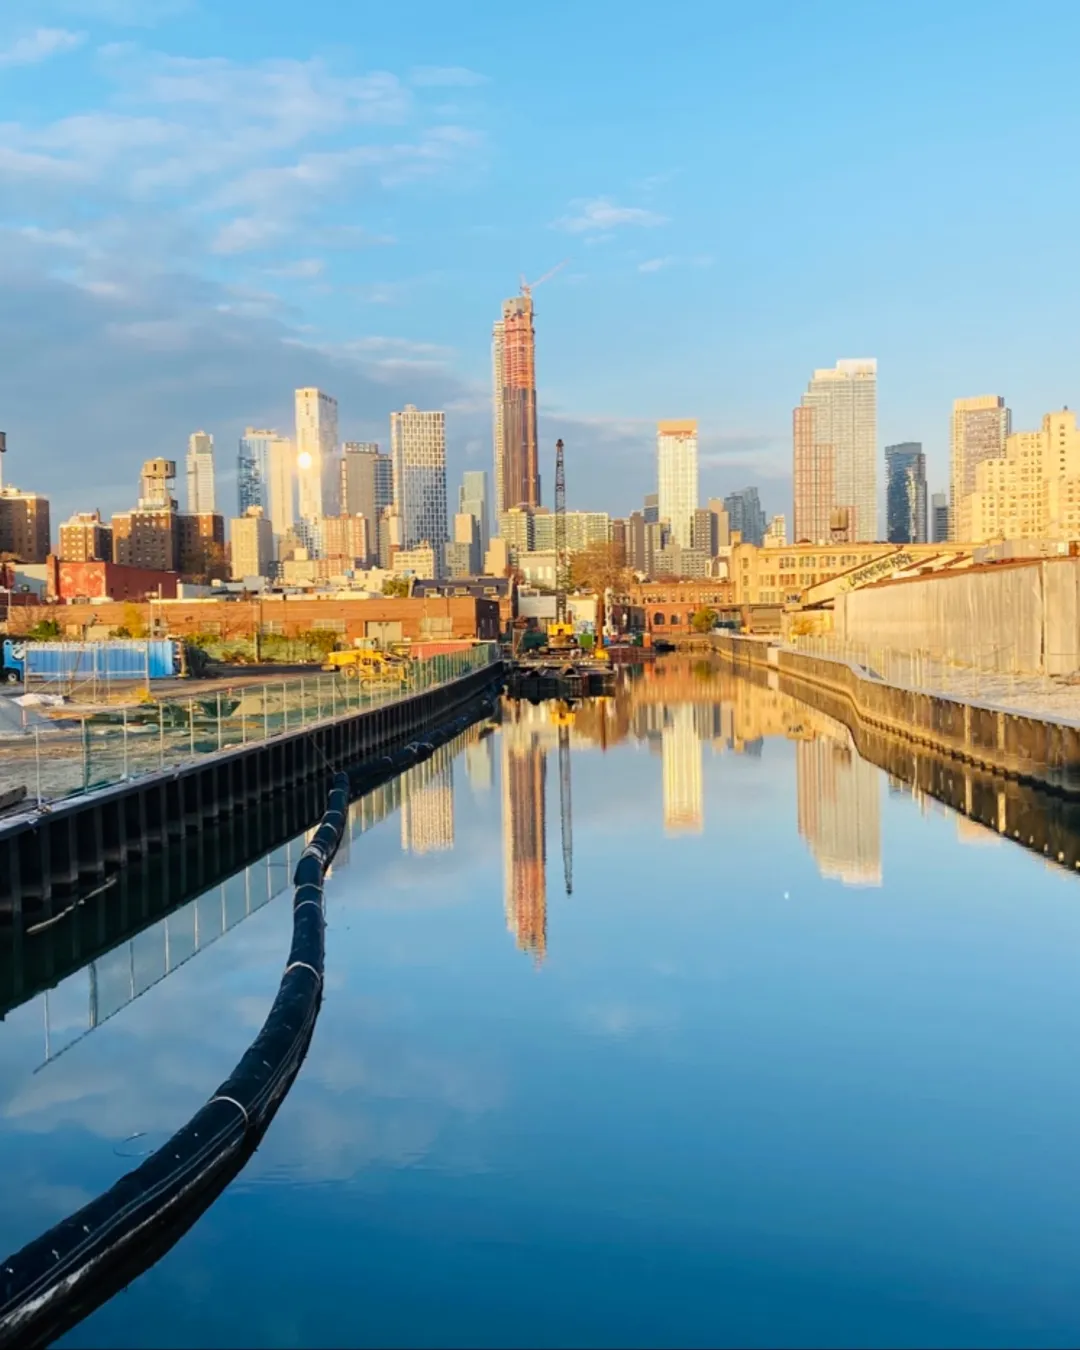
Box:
4 657 1080 1347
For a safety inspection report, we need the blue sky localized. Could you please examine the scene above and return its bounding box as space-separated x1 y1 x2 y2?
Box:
2 0 1079 526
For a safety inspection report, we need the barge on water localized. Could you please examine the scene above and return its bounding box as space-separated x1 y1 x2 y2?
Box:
507 656 616 700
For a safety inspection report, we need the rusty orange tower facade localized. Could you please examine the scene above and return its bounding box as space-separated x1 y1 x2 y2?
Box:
495 293 540 515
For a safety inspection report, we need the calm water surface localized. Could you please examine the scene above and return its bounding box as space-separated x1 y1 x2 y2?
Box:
4 658 1080 1347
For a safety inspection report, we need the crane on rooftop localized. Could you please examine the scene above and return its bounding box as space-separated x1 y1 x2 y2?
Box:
520 259 568 300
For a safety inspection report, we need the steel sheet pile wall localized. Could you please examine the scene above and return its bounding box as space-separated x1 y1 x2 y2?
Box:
0 772 349 1350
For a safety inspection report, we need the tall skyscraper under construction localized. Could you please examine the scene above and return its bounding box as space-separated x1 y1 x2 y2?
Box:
493 292 540 516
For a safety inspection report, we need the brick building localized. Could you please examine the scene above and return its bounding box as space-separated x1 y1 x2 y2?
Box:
48 558 180 603
10 594 499 644
0 488 51 563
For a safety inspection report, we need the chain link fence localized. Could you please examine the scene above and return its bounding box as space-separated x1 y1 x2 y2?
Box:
3 644 499 806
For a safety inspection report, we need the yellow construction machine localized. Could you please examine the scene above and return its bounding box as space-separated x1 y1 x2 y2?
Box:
322 645 410 683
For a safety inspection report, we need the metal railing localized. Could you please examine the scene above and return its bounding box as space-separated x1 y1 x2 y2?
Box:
783 634 1080 718
1 644 500 807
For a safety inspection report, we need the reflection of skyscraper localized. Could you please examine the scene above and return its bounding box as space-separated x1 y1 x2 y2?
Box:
401 745 454 854
501 715 547 959
662 703 703 834
466 735 494 792
796 733 882 885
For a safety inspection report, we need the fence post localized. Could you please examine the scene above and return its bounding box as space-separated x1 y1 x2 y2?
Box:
190 699 196 757
217 691 224 751
34 727 42 807
122 707 129 781
159 700 165 769
263 683 269 740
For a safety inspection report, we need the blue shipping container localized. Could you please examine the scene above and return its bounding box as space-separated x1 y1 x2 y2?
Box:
18 640 179 683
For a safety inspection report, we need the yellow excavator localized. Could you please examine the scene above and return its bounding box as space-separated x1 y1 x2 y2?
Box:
322 645 410 683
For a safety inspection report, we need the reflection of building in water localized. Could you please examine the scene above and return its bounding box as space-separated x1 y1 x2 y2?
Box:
465 734 494 792
662 703 703 834
796 732 882 886
501 704 548 960
401 742 455 854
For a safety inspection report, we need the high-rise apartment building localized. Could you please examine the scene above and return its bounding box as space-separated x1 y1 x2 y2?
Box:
295 388 340 522
459 469 490 553
626 510 647 573
265 434 295 550
321 513 369 565
341 442 392 563
230 506 274 580
967 410 1080 543
493 294 540 514
0 489 51 563
707 497 731 547
391 406 448 561
451 511 482 575
59 510 111 562
794 358 878 543
178 512 225 580
950 396 1010 541
401 746 455 854
724 487 766 547
186 431 216 515
112 509 178 571
643 493 659 525
931 492 949 543
657 420 698 548
885 442 928 544
492 320 505 519
237 429 278 517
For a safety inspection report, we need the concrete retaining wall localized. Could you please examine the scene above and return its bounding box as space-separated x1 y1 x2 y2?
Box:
832 558 1080 676
711 633 1080 795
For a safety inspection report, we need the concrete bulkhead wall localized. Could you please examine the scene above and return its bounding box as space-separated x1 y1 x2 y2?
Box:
710 634 1080 797
833 557 1080 677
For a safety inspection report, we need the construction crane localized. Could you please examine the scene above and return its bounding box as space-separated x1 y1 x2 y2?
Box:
551 700 575 895
520 259 568 300
547 437 575 653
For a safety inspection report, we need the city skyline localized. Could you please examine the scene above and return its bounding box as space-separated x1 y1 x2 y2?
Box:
6 3 1079 531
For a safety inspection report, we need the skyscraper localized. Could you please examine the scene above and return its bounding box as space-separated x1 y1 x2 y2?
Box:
391 405 448 559
237 428 278 516
794 359 878 543
295 388 340 522
265 434 295 550
931 492 949 543
186 431 215 515
657 420 698 548
885 442 928 543
494 294 540 515
341 442 393 562
492 318 505 519
949 395 1010 541
724 487 766 546
459 469 490 553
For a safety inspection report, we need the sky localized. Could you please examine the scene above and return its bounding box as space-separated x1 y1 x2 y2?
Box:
2 0 1080 529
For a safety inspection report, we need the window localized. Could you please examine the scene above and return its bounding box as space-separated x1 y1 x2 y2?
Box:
670 613 681 624
653 611 665 626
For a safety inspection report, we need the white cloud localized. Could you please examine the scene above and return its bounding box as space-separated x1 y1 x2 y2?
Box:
554 195 668 235
264 258 324 279
0 27 85 67
409 65 487 88
211 216 285 255
638 256 674 273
